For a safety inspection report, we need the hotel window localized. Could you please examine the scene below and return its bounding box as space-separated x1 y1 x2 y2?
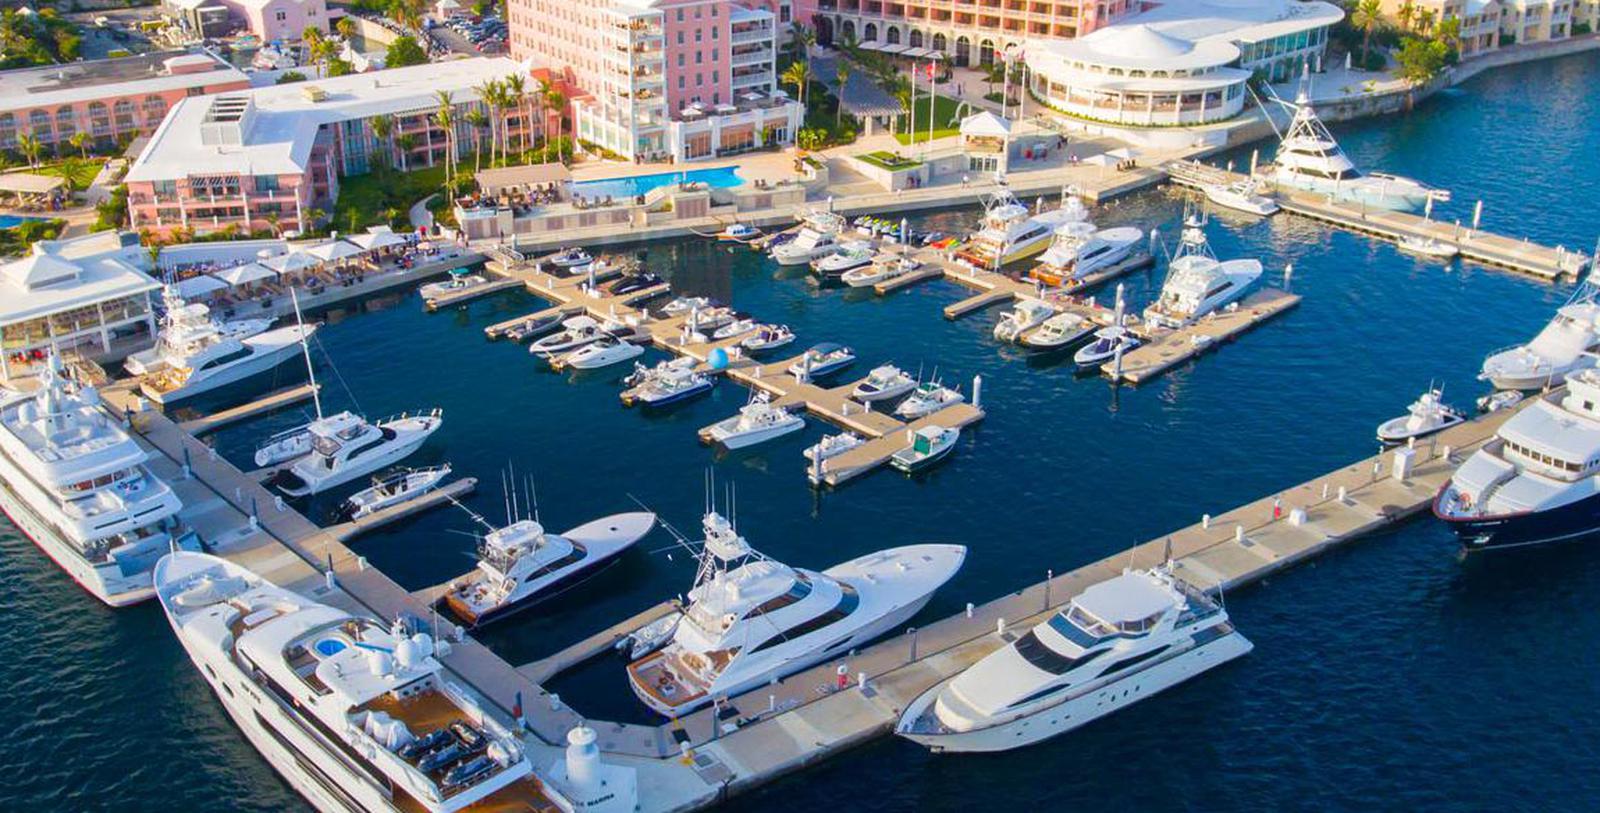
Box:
276 10 286 20
677 8 684 20
696 29 703 41
678 31 685 43
697 50 703 63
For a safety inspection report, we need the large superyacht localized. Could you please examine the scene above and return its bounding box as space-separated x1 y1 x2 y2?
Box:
0 354 193 605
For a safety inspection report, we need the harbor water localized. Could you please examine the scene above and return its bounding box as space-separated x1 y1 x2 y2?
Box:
5 52 1600 811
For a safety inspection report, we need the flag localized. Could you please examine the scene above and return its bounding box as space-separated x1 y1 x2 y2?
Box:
513 690 523 719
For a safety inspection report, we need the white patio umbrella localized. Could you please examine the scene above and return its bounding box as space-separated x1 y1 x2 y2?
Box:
304 240 364 263
263 251 320 273
174 274 229 298
213 262 278 287
348 227 408 252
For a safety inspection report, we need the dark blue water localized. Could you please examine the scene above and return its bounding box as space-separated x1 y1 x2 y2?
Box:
5 52 1600 811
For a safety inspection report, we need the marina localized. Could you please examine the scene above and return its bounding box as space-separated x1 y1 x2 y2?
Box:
6 34 1600 813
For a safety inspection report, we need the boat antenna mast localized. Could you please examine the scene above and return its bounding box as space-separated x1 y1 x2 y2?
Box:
290 288 323 419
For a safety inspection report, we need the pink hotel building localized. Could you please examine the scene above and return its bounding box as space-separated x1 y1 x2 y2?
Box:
795 0 1135 64
509 0 805 163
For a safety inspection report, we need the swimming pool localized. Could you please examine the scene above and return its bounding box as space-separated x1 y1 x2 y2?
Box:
569 166 744 200
0 215 45 230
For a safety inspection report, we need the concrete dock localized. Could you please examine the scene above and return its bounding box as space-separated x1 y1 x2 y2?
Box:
324 477 479 543
424 277 523 310
174 383 320 434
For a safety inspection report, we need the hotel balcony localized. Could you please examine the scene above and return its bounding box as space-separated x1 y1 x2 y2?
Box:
731 27 773 45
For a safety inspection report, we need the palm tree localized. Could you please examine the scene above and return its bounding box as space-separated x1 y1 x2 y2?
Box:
884 73 911 136
1415 7 1436 33
475 79 501 166
69 131 89 160
336 16 356 41
531 77 550 146
834 61 851 130
396 133 415 171
17 133 41 168
781 61 811 110
265 211 281 237
1352 0 1385 69
504 74 529 158
465 109 487 174
371 114 394 172
145 241 162 270
434 89 456 186
544 91 567 158
1396 0 1416 30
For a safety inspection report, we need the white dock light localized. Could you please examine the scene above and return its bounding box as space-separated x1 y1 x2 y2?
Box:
565 726 602 793
972 374 983 409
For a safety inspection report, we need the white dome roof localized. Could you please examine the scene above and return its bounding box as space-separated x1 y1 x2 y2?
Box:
1026 23 1241 74
1095 24 1197 58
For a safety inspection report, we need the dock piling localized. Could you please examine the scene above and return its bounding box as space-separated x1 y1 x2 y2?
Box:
1044 569 1053 610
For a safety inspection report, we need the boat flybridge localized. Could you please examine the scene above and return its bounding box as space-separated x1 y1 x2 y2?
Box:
1028 211 1145 288
1269 87 1448 212
1478 284 1600 390
626 505 965 716
153 552 582 812
1142 211 1262 329
1434 368 1600 552
131 287 313 404
0 353 193 606
896 564 1252 753
439 492 655 628
771 209 847 265
955 188 1086 269
993 298 1056 343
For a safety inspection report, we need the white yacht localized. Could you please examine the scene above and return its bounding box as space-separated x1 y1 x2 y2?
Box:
1029 221 1145 288
699 391 805 449
268 409 443 497
529 316 608 358
787 343 856 380
842 254 921 288
1434 369 1600 551
890 425 958 473
955 189 1086 269
334 464 452 522
0 355 191 606
810 241 875 283
626 509 965 716
1022 312 1097 351
741 324 795 354
549 246 593 268
622 362 716 408
685 305 737 333
418 269 488 300
153 552 575 812
1479 288 1600 390
440 510 656 628
895 379 964 419
851 365 916 402
803 432 865 463
1376 387 1464 445
897 565 1252 753
712 318 759 341
1143 212 1262 328
1202 179 1279 216
131 289 313 404
552 338 645 371
771 209 847 265
662 296 712 317
1074 325 1141 371
1269 90 1447 212
993 298 1056 343
1397 235 1460 259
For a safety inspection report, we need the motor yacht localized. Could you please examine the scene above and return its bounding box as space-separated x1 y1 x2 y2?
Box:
685 305 737 333
771 210 846 265
741 324 795 354
954 189 1087 269
993 298 1056 343
0 354 192 606
549 247 593 268
1397 235 1460 259
334 465 452 522
529 316 608 358
439 509 656 628
626 509 965 716
153 552 591 812
890 425 959 473
842 254 921 288
700 391 805 449
132 289 314 404
895 379 964 419
1142 211 1262 328
1074 325 1141 371
851 365 916 403
552 338 645 371
1201 179 1279 216
1029 222 1147 289
623 356 696 389
500 312 564 342
1434 369 1600 551
1376 387 1464 445
1478 286 1600 390
622 365 716 408
810 242 875 284
712 318 759 341
1269 89 1447 212
268 409 443 497
418 268 488 300
662 296 712 317
804 432 865 463
1022 312 1097 351
788 343 856 380
896 565 1252 753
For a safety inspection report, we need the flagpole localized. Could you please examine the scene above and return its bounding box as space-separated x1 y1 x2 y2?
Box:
927 58 937 152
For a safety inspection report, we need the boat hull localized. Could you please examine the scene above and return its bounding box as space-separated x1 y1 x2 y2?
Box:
897 631 1253 753
1273 174 1430 212
0 474 158 606
142 326 312 404
276 419 439 497
1435 487 1600 552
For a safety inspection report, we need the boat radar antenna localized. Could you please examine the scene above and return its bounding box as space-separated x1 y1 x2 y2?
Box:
289 288 323 419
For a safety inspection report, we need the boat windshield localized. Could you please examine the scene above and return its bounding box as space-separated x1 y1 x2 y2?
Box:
1049 604 1117 646
312 435 342 456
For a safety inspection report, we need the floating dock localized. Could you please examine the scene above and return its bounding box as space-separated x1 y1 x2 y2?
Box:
423 277 523 310
1108 288 1302 384
174 383 319 435
324 477 478 543
1166 160 1589 281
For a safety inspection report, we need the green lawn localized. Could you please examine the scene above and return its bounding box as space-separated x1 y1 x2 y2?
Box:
857 151 923 171
333 163 449 231
33 158 101 191
893 94 969 146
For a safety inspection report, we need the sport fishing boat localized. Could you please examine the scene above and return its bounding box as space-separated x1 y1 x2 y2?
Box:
0 354 192 606
153 551 579 811
1478 286 1600 390
549 246 593 268
890 425 959 473
842 253 921 288
851 365 916 402
993 298 1056 343
132 289 314 404
1269 90 1448 212
1201 179 1279 216
896 564 1252 753
1022 312 1097 351
788 343 856 380
1142 211 1262 329
552 338 645 371
699 391 805 449
1434 368 1600 551
771 210 846 265
804 432 865 463
1029 221 1146 288
626 508 965 716
741 324 795 354
895 379 964 419
1376 387 1464 445
334 464 452 522
622 365 715 408
529 316 609 358
418 268 488 300
439 507 656 628
810 241 875 284
954 189 1085 269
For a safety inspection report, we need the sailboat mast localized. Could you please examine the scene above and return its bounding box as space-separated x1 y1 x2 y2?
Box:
290 288 323 419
